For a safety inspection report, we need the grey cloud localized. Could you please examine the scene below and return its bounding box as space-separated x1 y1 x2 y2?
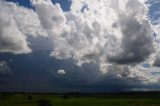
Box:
153 55 160 67
108 15 154 64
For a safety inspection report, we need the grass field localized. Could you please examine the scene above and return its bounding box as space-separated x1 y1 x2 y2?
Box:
0 92 160 106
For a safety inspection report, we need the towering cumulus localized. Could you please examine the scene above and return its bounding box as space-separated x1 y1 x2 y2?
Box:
0 0 160 84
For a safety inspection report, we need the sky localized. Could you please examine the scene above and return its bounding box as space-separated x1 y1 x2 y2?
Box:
0 0 160 93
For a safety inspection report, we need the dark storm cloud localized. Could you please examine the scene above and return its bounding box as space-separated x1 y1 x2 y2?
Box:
0 51 159 92
153 56 160 67
109 15 154 64
48 63 158 92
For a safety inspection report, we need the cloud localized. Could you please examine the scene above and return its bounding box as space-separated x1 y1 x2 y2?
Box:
0 1 46 54
100 63 159 83
0 7 31 54
1 0 160 86
57 69 66 75
32 0 68 35
35 1 154 65
29 0 159 84
108 15 154 64
0 61 12 75
42 0 154 66
152 51 160 67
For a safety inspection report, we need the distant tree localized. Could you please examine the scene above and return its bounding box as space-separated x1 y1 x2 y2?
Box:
37 99 52 106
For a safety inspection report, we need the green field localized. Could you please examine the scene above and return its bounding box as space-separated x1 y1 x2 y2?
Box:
0 93 160 106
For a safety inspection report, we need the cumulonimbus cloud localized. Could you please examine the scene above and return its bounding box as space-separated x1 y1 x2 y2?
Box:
0 0 160 84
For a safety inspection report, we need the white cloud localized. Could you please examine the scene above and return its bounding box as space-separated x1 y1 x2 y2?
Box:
0 1 46 54
0 16 31 54
32 0 68 36
57 69 66 75
45 0 154 66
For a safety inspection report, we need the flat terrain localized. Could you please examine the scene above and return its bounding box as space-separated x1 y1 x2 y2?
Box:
0 92 160 106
